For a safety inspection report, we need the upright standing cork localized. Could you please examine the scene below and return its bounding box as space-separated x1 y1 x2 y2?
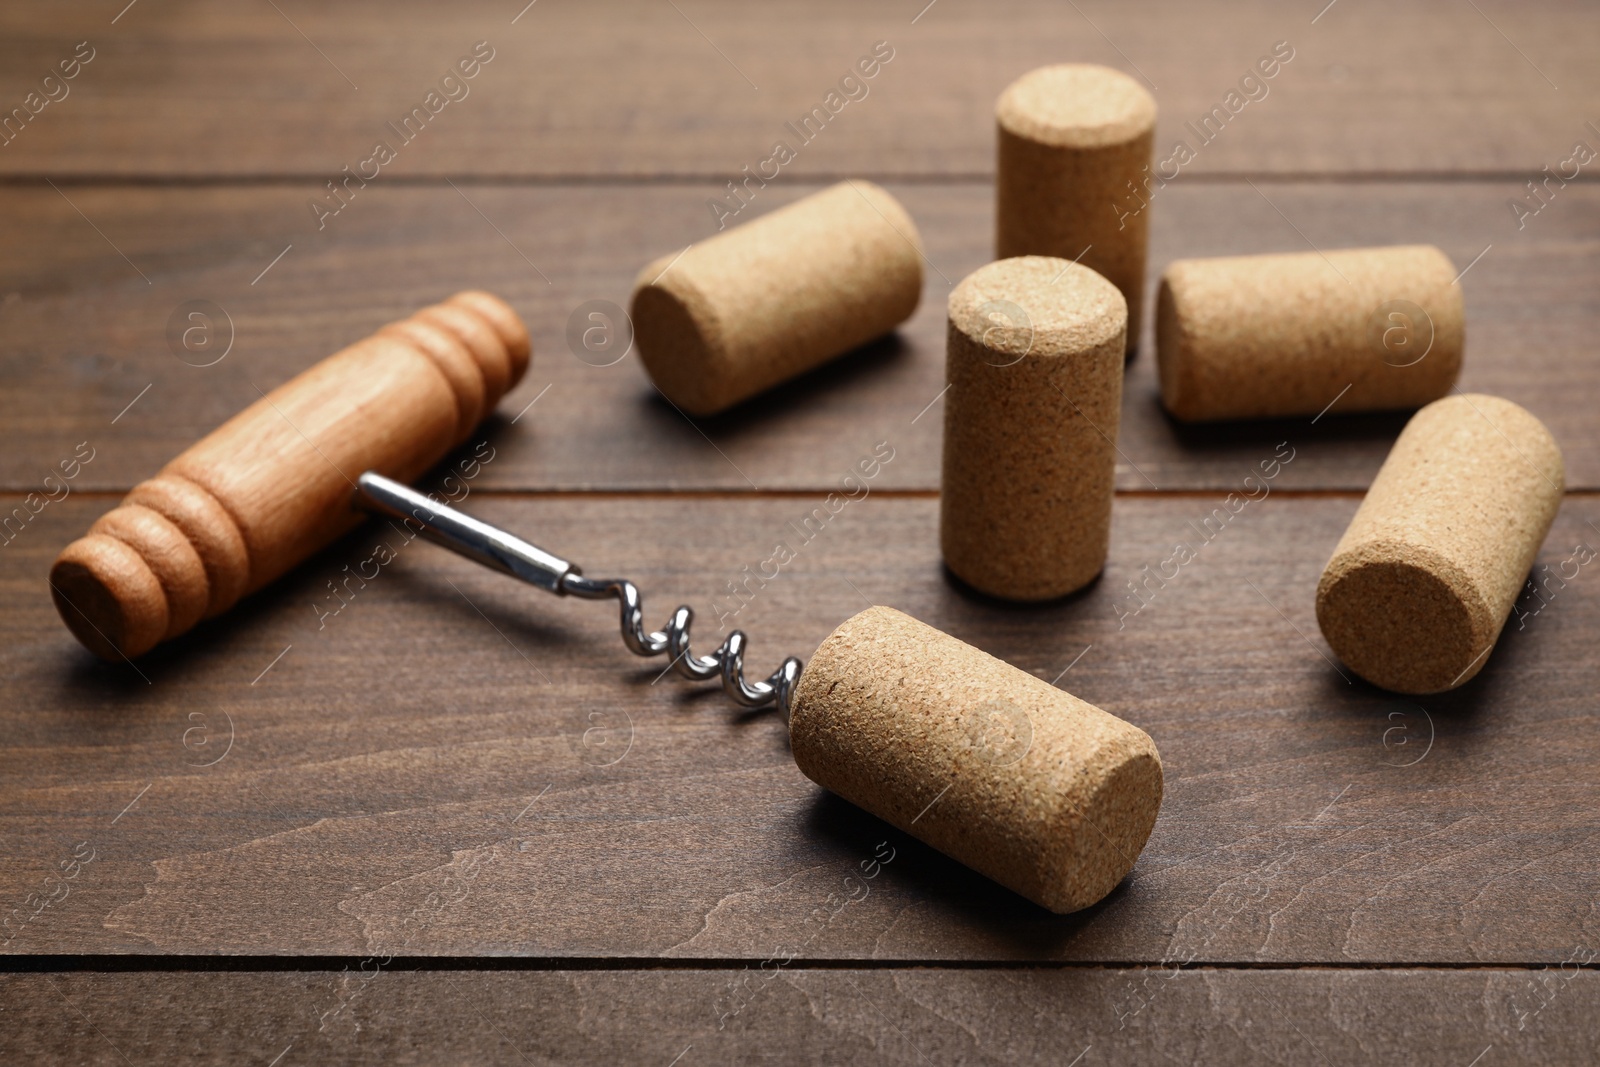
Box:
1316 394 1563 694
49 292 530 660
1157 245 1464 422
789 606 1163 914
630 181 923 416
942 256 1126 600
996 64 1155 354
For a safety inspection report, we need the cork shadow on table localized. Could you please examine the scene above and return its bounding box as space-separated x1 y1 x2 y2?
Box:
940 560 1106 611
800 789 1125 950
1323 588 1554 724
637 333 914 440
1278 521 1545 734
1150 395 1416 455
1309 664 1500 787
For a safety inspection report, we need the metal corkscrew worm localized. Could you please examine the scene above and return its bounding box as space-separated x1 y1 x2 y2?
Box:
354 472 805 720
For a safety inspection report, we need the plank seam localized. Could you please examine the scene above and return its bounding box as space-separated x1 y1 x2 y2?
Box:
3 956 1598 973
3 172 1599 188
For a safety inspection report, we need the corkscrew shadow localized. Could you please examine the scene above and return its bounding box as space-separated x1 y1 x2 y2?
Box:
800 790 1122 953
60 515 602 702
619 667 796 751
395 561 587 655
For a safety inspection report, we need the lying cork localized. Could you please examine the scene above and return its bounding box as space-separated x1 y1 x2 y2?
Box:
1157 245 1464 422
630 181 923 416
1317 394 1563 694
996 64 1156 354
789 606 1163 914
942 256 1126 600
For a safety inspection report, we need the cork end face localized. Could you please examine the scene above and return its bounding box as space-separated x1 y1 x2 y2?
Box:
1034 736 1164 913
996 64 1156 149
1153 274 1195 420
949 255 1127 358
1316 548 1488 694
631 276 729 417
50 535 169 661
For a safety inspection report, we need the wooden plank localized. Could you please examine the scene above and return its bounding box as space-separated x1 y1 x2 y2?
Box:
0 0 1594 178
3 493 1597 961
3 967 1596 1065
1 181 1595 494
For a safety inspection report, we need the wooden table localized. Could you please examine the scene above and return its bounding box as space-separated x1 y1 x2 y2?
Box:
3 1 1597 1062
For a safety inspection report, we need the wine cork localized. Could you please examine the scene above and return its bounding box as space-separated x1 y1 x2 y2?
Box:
1157 245 1464 422
630 181 923 416
1316 394 1563 694
996 64 1156 355
941 256 1126 600
789 606 1164 914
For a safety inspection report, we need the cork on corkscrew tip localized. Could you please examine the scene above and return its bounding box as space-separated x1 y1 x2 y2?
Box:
789 606 1163 914
342 477 1156 910
50 291 530 662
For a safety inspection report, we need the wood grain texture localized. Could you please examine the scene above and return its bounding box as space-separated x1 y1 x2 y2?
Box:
3 493 1597 961
1 182 1595 494
4 1 1597 1062
0 0 1595 178
4 967 1597 1065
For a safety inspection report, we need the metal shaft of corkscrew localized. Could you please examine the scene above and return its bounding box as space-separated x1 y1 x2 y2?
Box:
353 472 804 720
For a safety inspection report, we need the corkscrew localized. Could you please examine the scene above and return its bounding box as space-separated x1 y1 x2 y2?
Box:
354 472 805 720
46 292 1163 916
41 289 806 718
357 465 1164 915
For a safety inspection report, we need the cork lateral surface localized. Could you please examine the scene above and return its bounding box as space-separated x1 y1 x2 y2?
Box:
1317 394 1564 694
789 606 1164 914
1157 245 1464 422
631 180 923 416
995 64 1154 352
941 256 1126 600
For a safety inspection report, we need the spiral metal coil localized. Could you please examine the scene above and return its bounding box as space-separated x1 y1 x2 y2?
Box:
562 573 803 720
353 471 803 720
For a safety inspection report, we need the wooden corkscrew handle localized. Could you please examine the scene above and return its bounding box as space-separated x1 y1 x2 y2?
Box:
50 291 531 661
